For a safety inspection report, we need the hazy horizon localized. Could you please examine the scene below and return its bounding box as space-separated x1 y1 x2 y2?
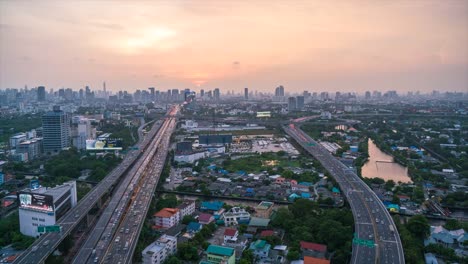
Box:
1 1 467 93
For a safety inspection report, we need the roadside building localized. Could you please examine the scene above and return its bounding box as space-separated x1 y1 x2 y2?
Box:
142 235 177 264
153 208 180 229
18 181 77 237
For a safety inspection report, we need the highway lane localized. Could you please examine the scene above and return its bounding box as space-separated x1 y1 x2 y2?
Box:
73 117 174 264
14 119 165 264
102 116 177 264
284 124 405 264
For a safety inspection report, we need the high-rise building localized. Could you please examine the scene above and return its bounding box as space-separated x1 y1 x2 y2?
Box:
365 91 371 100
214 88 220 101
288 97 297 112
275 86 285 97
42 106 71 154
244 88 249 100
296 96 304 110
37 86 46 101
200 89 205 97
148 87 155 100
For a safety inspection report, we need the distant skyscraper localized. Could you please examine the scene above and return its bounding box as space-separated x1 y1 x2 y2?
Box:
148 87 155 100
296 96 304 110
200 89 205 97
42 106 71 154
214 88 220 101
365 91 371 100
275 86 285 97
37 86 46 101
244 87 249 100
288 97 297 112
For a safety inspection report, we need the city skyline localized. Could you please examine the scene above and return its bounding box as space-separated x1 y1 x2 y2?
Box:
1 1 467 93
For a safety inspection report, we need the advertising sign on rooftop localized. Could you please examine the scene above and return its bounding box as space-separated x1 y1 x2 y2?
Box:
256 111 271 118
18 192 54 212
86 138 123 150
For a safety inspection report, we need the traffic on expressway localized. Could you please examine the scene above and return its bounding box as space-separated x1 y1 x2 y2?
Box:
284 123 405 264
73 106 179 264
13 107 177 264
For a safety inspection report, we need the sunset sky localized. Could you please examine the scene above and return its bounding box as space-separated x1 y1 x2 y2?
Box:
1 1 467 93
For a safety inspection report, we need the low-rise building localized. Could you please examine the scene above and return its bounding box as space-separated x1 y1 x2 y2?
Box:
249 240 271 259
223 207 250 226
300 241 328 259
223 228 239 244
177 200 196 218
153 208 180 229
142 235 177 264
199 213 215 225
255 201 274 218
204 245 236 264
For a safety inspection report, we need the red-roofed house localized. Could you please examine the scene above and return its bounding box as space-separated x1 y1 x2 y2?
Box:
198 213 214 225
260 230 274 237
153 208 180 229
304 256 330 264
275 177 286 184
300 241 328 259
224 228 239 244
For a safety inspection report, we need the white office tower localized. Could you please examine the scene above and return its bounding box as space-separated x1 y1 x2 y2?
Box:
18 181 77 237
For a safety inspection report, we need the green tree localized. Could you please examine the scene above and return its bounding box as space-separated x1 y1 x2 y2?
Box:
182 215 196 225
164 256 182 264
177 242 199 261
407 215 430 238
286 250 300 261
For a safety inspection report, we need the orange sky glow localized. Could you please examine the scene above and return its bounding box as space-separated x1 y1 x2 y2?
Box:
0 1 467 93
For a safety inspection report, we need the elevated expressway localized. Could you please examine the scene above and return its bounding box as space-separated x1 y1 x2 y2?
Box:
285 124 405 264
15 109 175 264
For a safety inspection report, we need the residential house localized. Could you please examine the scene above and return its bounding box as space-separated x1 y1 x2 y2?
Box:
223 207 250 226
255 201 274 218
199 213 215 225
223 228 239 244
292 184 310 193
204 245 236 264
187 222 202 234
303 256 330 264
300 241 328 259
142 235 177 264
153 208 180 229
201 201 225 212
177 200 196 218
425 225 467 249
249 240 271 259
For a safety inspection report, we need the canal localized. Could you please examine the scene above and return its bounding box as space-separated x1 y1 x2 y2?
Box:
362 139 412 183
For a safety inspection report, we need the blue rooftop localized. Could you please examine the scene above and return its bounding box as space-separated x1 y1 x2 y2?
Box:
301 192 311 198
187 222 202 232
201 201 224 211
332 187 340 193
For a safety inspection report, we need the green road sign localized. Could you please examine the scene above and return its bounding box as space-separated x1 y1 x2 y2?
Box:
307 142 316 146
38 225 61 233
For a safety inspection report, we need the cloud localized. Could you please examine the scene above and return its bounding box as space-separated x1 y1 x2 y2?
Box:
232 61 240 69
90 22 124 31
153 74 165 78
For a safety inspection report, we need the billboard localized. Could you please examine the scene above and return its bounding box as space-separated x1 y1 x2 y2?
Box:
86 138 123 150
30 180 40 189
256 111 271 118
18 192 54 212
